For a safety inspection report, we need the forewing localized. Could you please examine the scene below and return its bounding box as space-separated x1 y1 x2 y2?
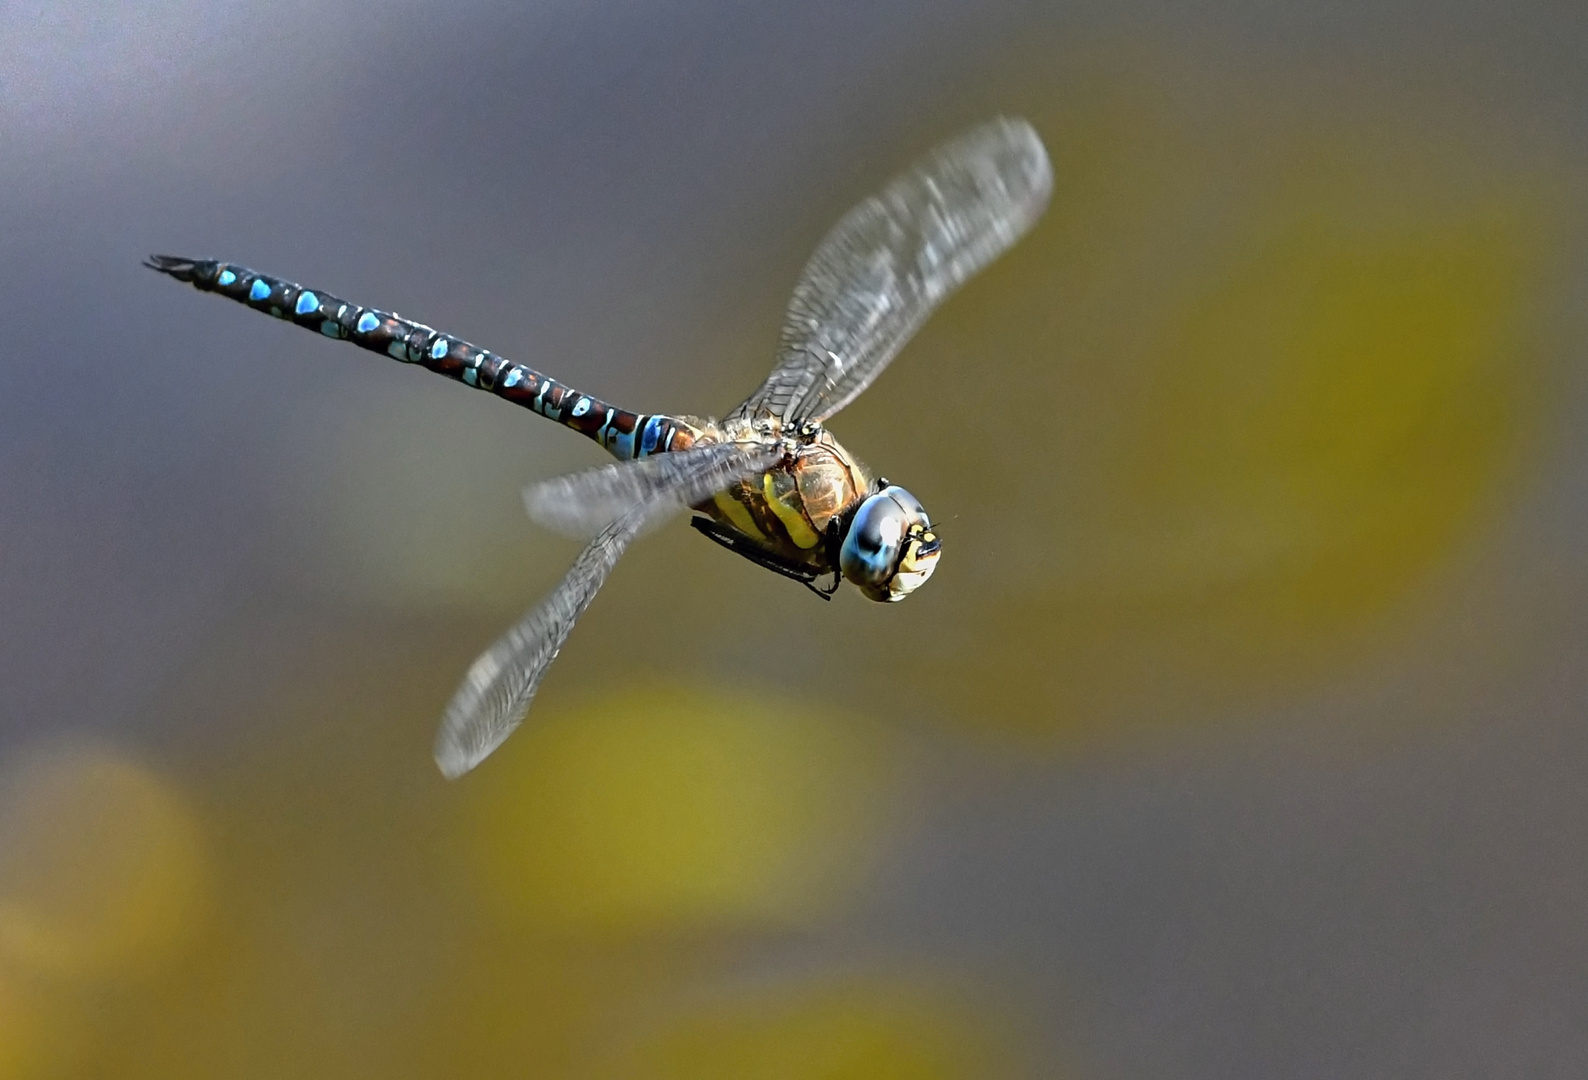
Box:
734 117 1052 425
435 440 781 777
524 440 782 538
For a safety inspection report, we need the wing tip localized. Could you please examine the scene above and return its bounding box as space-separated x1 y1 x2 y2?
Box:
522 477 600 539
433 711 498 780
433 675 529 781
433 736 483 780
988 116 1054 205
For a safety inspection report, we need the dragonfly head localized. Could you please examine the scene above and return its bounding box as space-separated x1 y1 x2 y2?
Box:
838 483 940 602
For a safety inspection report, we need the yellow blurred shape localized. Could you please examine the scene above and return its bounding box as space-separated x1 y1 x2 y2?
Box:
590 979 1017 1080
1118 152 1544 606
463 686 896 935
898 71 1573 740
0 975 46 1078
0 748 207 981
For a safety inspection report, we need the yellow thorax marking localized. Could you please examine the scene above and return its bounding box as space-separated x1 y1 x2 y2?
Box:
712 489 766 541
763 474 821 549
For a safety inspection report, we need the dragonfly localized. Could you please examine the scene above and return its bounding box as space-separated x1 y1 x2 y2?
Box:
147 117 1052 778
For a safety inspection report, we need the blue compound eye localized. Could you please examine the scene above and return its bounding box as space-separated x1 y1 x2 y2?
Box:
841 494 906 584
839 485 938 602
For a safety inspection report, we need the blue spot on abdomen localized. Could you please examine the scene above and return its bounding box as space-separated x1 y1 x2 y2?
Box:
295 291 319 316
249 279 271 302
639 415 663 455
217 269 237 287
613 424 637 459
355 312 380 334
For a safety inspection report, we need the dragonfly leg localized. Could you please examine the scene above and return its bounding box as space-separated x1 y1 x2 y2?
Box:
803 570 842 600
689 515 835 600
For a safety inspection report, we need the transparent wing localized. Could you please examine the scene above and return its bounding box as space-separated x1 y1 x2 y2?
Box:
433 440 780 778
432 513 640 779
733 117 1052 425
524 439 782 539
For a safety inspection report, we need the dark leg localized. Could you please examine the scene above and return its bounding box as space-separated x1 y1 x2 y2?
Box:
689 517 837 600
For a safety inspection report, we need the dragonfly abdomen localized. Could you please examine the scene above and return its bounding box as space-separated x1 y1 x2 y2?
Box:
144 256 690 460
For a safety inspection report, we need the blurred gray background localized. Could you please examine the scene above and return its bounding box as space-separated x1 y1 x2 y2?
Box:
3 2 1587 1077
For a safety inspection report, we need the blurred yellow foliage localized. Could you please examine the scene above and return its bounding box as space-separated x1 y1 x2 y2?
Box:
0 976 45 1079
460 685 899 936
0 748 209 983
588 979 1018 1079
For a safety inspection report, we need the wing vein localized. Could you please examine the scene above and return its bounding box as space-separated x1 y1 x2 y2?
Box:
433 439 781 777
732 117 1052 425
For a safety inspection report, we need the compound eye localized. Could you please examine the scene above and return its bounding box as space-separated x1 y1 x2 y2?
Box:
839 494 908 590
883 485 928 523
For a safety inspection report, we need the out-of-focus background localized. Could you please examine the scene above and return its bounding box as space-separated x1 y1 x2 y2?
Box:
3 2 1587 1076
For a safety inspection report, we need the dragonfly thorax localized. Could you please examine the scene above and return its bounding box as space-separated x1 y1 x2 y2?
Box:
694 419 940 602
696 418 849 524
